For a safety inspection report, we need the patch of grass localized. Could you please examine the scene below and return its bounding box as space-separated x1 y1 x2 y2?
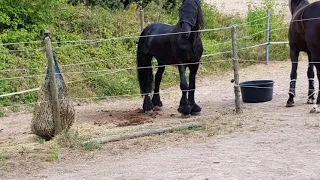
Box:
82 141 102 151
37 137 46 144
0 152 10 161
50 140 59 161
0 109 5 117
55 129 101 151
0 152 10 167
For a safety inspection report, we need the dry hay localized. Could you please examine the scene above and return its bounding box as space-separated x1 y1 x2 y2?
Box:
31 55 75 140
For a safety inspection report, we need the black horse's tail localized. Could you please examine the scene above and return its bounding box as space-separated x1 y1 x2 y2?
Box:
137 31 153 95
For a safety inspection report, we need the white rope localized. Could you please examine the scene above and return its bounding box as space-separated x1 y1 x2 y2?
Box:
207 30 267 48
0 41 42 46
1 14 320 49
0 67 46 73
0 55 136 72
238 43 267 51
0 52 234 80
64 59 231 77
0 88 40 98
0 88 200 109
50 27 232 46
269 41 289 45
202 51 232 57
0 48 44 53
0 74 46 81
236 59 320 64
237 30 267 41
237 15 270 27
269 27 289 32
0 41 268 80
0 59 231 98
60 54 136 67
291 17 320 22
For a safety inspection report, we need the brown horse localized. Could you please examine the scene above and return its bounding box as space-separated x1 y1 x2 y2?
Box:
286 0 320 113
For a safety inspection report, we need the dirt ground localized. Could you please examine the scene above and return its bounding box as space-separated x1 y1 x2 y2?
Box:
1 1 320 179
2 58 320 179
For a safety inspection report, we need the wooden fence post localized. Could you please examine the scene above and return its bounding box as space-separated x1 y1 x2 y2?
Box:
43 30 61 135
231 25 242 114
139 7 145 31
265 9 271 65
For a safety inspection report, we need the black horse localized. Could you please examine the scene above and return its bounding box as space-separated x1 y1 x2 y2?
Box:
286 0 320 112
136 0 204 117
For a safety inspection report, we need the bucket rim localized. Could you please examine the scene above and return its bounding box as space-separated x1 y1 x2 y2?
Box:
240 80 274 87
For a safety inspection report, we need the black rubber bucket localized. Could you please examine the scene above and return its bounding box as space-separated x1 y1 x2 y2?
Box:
239 80 274 103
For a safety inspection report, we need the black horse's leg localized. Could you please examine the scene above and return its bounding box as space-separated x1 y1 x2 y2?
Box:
177 65 191 117
286 48 299 107
137 53 154 114
307 52 315 104
152 66 165 111
188 64 201 115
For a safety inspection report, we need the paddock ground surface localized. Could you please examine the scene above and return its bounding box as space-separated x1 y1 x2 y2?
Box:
1 1 320 179
2 57 320 179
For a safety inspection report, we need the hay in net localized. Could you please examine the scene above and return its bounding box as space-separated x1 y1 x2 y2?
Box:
31 54 75 140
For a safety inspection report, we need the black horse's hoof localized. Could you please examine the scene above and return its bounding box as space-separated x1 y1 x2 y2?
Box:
144 110 153 115
180 114 191 118
153 106 162 111
177 106 191 118
191 111 201 116
286 101 295 107
191 104 201 116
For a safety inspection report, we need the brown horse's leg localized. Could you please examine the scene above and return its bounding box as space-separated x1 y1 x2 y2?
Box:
286 47 299 107
308 52 320 113
307 52 315 104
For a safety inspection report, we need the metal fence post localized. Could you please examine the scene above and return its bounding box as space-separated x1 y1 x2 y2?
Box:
231 25 242 114
265 9 271 65
139 7 145 31
43 30 61 135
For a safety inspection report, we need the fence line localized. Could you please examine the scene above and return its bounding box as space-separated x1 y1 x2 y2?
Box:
0 59 230 97
2 11 320 113
207 29 268 48
2 82 318 110
0 89 198 109
0 58 231 83
0 48 44 53
0 67 46 73
0 74 46 81
0 41 42 46
60 54 136 67
237 15 270 27
0 88 40 98
270 41 289 45
236 59 320 64
0 15 319 54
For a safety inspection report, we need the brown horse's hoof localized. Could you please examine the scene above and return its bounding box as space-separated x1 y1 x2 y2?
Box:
307 98 315 104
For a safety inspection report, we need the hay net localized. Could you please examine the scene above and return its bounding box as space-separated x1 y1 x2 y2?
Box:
31 53 75 139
